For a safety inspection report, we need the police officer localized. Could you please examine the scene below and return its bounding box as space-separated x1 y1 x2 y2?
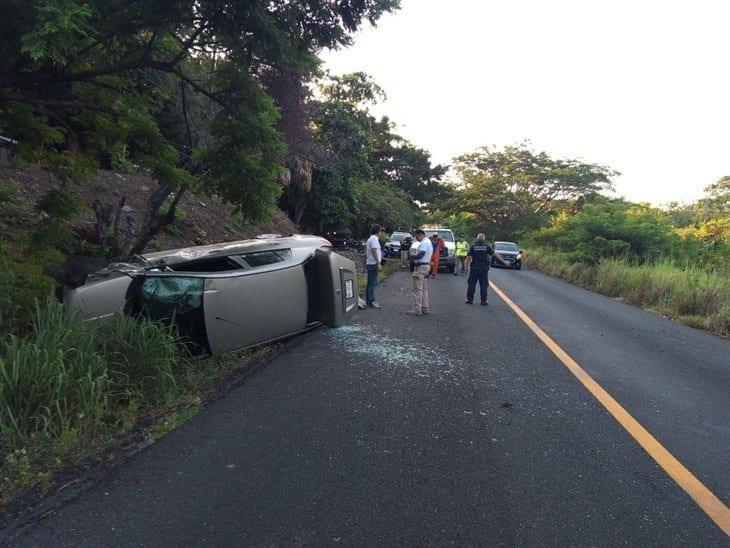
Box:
465 233 509 305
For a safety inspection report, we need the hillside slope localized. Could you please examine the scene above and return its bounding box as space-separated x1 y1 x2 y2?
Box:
1 165 298 253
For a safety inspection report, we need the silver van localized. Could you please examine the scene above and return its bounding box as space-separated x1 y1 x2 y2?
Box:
65 235 358 354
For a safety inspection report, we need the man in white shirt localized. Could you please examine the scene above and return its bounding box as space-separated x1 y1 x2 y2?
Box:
407 229 432 316
365 224 383 308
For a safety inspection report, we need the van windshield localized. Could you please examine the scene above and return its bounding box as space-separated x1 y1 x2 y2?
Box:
495 242 518 252
425 230 454 242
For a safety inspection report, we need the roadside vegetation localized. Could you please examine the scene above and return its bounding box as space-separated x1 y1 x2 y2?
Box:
0 294 269 508
433 153 729 337
525 251 729 336
523 187 730 337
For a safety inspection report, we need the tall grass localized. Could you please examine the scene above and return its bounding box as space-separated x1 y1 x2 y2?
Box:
525 248 730 337
0 299 183 447
0 297 261 505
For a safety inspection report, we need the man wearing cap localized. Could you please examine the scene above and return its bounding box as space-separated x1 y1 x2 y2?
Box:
407 229 433 316
465 233 509 305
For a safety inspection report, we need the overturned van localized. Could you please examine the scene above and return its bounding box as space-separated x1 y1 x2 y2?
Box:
65 235 358 354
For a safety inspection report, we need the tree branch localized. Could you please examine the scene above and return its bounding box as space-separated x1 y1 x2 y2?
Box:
0 23 210 89
0 94 119 115
170 66 222 104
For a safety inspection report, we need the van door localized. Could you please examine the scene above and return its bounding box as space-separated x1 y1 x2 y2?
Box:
314 248 358 328
203 266 309 353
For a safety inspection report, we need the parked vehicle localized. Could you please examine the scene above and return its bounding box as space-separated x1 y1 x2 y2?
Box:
340 238 365 254
383 231 412 258
320 231 351 249
492 241 522 269
410 227 457 273
65 235 358 354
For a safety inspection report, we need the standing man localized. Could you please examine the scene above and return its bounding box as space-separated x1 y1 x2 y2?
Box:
407 229 432 316
429 234 444 278
455 236 469 275
465 233 509 305
365 224 383 308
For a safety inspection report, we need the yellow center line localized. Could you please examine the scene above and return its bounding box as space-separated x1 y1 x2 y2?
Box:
490 281 730 536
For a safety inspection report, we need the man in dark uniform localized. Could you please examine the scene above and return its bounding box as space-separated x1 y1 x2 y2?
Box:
465 233 509 305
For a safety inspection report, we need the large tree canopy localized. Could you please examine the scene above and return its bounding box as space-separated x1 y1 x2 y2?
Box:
449 144 617 239
0 0 399 256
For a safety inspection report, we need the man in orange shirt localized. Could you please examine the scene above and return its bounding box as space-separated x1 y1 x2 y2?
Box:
429 234 444 278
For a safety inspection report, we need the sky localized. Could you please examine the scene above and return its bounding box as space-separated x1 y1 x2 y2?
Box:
321 0 730 205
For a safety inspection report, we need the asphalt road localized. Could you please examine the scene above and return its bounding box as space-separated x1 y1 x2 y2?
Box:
8 267 730 546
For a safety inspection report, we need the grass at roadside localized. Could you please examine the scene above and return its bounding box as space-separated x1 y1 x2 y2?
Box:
524 248 730 337
0 300 268 510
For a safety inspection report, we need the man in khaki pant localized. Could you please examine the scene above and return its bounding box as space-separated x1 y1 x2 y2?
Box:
407 229 433 316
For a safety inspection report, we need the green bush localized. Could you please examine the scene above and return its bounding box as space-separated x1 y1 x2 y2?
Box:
532 197 675 263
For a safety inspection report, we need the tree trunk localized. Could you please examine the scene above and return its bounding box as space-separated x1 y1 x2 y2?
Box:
89 185 187 260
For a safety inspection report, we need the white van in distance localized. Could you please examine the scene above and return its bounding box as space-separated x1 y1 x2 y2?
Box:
410 227 457 273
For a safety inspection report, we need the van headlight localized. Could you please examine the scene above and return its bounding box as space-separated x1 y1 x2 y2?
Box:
516 252 522 260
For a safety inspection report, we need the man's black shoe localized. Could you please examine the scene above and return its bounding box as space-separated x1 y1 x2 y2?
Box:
465 300 473 304
481 301 488 306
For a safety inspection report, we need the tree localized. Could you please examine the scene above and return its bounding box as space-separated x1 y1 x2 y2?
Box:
450 143 617 239
372 136 448 204
292 72 445 234
0 0 400 257
702 176 730 218
353 180 423 235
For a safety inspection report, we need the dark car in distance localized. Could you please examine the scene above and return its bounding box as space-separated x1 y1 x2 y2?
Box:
492 241 522 270
383 231 412 258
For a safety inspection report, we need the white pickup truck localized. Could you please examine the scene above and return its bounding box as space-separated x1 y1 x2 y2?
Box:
410 227 457 273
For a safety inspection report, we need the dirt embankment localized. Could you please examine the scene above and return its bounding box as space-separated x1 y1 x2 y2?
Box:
1 165 298 252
